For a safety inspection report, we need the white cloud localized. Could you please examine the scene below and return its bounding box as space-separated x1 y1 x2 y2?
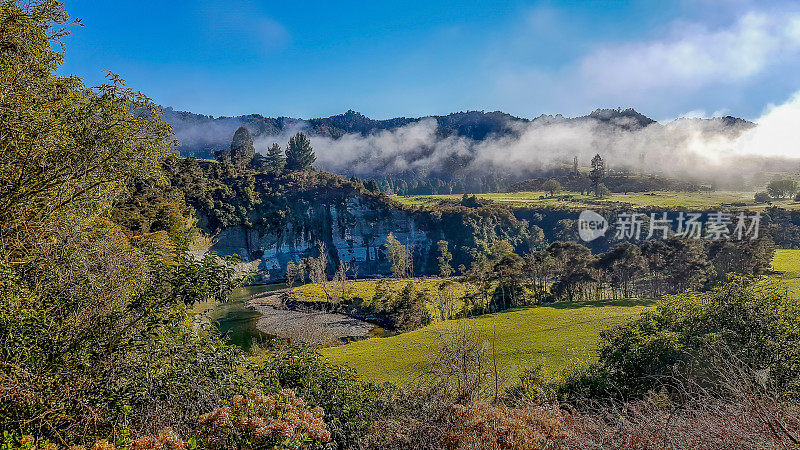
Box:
492 6 800 119
579 12 800 95
734 90 800 158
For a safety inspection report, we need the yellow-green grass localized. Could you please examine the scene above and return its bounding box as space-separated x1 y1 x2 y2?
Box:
772 249 800 295
291 278 476 322
321 299 655 385
772 249 800 273
395 191 800 211
291 278 472 306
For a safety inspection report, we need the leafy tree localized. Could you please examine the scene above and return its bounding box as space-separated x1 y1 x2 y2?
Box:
641 238 711 296
465 252 494 314
547 241 597 301
767 179 797 199
490 252 524 309
596 243 647 298
523 251 555 300
0 1 173 262
385 233 409 278
391 281 432 331
435 280 458 320
707 237 775 281
0 2 251 441
542 178 562 197
755 191 771 203
364 179 380 192
230 126 256 168
437 240 453 277
285 132 316 171
597 183 611 198
264 142 286 173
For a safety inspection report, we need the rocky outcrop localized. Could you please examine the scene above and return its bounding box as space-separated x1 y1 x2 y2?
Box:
210 196 434 283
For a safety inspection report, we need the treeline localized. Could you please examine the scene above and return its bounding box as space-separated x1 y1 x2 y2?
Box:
364 173 510 195
302 235 775 332
461 236 774 311
361 161 704 196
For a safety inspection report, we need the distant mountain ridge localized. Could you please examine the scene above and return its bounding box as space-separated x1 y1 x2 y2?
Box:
164 107 754 159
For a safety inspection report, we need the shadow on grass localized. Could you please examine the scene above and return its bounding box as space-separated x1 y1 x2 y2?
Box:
545 298 657 309
469 298 656 319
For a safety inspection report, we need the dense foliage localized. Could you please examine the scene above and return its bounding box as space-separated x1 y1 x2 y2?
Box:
593 278 800 399
0 3 380 447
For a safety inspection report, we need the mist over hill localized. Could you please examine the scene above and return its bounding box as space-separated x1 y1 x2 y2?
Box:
164 107 793 189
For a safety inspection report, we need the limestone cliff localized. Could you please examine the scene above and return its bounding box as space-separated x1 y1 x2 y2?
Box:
169 159 533 283
210 196 434 283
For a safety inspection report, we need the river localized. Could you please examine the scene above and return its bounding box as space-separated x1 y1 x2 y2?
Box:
194 284 382 350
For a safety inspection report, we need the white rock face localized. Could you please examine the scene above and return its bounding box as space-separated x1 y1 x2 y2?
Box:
210 197 434 282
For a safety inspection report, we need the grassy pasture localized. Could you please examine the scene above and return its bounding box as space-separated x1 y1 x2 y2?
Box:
315 250 800 385
291 278 476 322
320 299 655 384
395 190 800 211
772 249 800 295
291 278 470 305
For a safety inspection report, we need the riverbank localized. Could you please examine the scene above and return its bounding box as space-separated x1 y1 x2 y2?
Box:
247 291 378 344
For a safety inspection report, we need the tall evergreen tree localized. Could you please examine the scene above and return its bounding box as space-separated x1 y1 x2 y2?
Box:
265 142 286 173
230 126 255 168
590 153 605 197
285 132 316 171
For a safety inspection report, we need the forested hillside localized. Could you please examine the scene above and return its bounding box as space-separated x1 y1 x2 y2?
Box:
163 106 757 194
165 108 754 160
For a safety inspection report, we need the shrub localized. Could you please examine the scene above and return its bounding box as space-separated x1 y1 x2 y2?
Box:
584 277 800 398
442 403 568 450
195 389 330 449
256 345 382 447
363 400 569 449
755 191 771 203
504 363 558 404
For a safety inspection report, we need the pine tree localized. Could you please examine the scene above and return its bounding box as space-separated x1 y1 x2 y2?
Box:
230 126 256 168
590 153 605 197
265 143 286 173
285 132 316 171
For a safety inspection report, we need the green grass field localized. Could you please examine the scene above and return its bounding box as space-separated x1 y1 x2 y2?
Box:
319 250 800 385
772 249 800 273
320 299 655 384
394 190 800 211
291 278 471 305
772 249 800 295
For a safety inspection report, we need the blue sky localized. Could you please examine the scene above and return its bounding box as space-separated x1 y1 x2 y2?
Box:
60 0 800 120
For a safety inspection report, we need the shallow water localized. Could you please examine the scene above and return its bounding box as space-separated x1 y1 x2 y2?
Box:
197 283 387 349
194 284 285 349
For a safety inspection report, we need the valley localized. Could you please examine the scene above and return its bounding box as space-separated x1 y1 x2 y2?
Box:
6 3 800 446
